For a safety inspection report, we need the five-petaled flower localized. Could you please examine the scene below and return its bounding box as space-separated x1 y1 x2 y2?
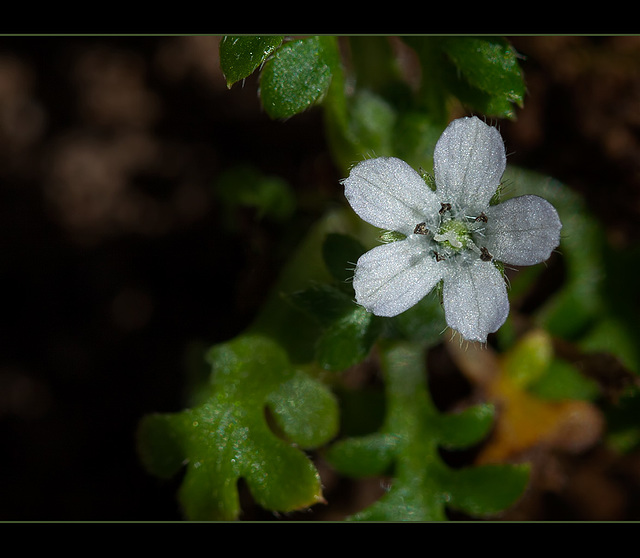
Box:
342 116 562 343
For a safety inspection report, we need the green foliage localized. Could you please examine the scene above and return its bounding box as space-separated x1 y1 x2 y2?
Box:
217 35 526 172
137 35 640 521
137 335 338 520
327 342 529 520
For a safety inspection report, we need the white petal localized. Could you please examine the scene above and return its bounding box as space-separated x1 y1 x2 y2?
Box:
442 259 509 343
483 195 562 266
342 157 440 235
433 116 506 214
353 236 444 317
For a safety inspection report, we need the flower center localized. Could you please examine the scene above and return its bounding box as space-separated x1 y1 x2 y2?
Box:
412 203 492 263
434 219 470 252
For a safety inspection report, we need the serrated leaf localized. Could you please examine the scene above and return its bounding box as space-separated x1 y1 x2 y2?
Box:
219 35 284 87
440 37 525 107
137 334 338 520
260 36 340 119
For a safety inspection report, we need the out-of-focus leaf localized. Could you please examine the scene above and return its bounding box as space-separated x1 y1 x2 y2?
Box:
326 432 399 477
327 342 526 520
529 357 600 402
260 36 341 119
321 233 365 287
502 329 553 389
348 36 403 96
393 110 442 171
446 463 530 517
347 89 397 157
503 167 607 339
216 165 295 225
436 403 495 449
219 35 284 87
606 391 640 453
137 335 338 520
387 291 446 348
448 337 604 465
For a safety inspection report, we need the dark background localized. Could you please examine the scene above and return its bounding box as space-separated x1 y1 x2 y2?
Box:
0 36 639 521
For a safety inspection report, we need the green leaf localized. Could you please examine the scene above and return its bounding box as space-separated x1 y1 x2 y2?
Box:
327 342 527 521
288 282 356 328
219 35 284 87
287 282 381 371
326 432 399 477
316 305 382 371
436 403 495 449
440 37 525 109
260 36 340 119
137 334 338 520
266 371 339 448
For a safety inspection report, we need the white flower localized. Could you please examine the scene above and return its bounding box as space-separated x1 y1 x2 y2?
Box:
341 116 562 343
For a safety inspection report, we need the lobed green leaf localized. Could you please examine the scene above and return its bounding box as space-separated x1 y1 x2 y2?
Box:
327 342 528 520
137 334 338 520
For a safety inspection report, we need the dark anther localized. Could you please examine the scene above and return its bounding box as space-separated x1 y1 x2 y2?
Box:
414 222 429 235
433 251 445 262
480 247 492 261
439 203 452 215
474 212 488 223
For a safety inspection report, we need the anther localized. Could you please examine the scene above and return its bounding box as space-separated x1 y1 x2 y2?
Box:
439 202 452 215
480 247 492 261
414 222 429 235
474 212 488 223
433 251 445 262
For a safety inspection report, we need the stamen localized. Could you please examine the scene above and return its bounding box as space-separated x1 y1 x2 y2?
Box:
413 222 429 235
439 202 452 215
480 247 493 261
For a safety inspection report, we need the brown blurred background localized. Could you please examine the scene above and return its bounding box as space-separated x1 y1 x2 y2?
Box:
0 36 639 520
